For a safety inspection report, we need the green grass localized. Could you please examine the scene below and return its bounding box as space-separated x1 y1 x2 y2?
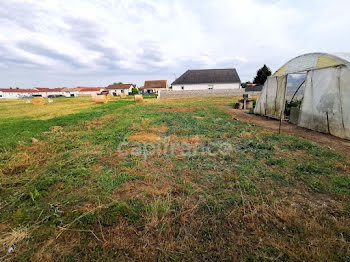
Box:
0 97 349 261
0 99 132 150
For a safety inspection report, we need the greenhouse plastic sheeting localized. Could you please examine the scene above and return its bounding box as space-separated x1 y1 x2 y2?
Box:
298 66 350 139
254 75 287 119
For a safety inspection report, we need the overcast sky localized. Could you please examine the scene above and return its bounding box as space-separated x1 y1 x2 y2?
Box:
1 0 349 88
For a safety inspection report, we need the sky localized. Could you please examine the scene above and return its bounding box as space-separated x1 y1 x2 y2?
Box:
1 0 350 88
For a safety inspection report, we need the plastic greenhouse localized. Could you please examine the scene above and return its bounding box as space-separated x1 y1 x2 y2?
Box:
254 53 350 140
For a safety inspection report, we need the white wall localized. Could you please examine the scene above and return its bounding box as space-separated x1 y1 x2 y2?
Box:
172 83 240 91
109 88 130 95
63 91 79 97
37 92 64 97
107 85 135 95
0 92 38 99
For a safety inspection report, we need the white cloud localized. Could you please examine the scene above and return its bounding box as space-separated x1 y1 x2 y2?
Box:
0 0 349 88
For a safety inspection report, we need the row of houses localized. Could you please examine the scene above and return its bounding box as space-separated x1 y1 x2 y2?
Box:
1 68 244 99
105 69 243 94
0 87 105 99
0 80 169 99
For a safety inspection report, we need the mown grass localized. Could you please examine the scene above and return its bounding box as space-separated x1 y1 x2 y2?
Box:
0 98 132 150
0 97 99 120
0 97 349 261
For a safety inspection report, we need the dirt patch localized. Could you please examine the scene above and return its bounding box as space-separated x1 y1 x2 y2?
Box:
221 105 350 159
129 132 163 142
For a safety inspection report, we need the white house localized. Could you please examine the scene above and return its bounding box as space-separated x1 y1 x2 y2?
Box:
171 69 241 91
0 88 40 99
106 84 137 96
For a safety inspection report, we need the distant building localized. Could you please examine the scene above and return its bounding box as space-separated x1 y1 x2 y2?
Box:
0 86 110 99
143 80 167 93
171 68 241 91
77 87 107 96
106 84 137 96
0 88 39 99
61 88 80 97
34 88 64 97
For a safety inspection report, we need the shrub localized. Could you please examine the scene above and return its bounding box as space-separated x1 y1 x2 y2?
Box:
131 87 139 94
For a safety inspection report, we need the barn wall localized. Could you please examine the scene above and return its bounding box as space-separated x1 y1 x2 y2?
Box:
172 83 240 91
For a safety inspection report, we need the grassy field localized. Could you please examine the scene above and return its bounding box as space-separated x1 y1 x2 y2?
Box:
0 97 349 261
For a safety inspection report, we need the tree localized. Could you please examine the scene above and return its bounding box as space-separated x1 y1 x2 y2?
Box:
113 82 123 85
131 87 139 94
253 65 271 84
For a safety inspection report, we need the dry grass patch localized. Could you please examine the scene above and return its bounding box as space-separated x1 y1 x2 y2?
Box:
0 227 29 250
83 114 115 130
113 158 175 201
244 201 350 261
49 126 63 132
178 135 202 144
149 125 168 133
140 119 150 126
335 162 349 172
113 179 172 200
239 131 253 138
1 142 50 177
31 97 46 105
0 97 98 120
31 231 83 262
129 132 163 142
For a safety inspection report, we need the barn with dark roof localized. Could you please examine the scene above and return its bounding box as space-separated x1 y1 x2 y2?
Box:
171 68 241 91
